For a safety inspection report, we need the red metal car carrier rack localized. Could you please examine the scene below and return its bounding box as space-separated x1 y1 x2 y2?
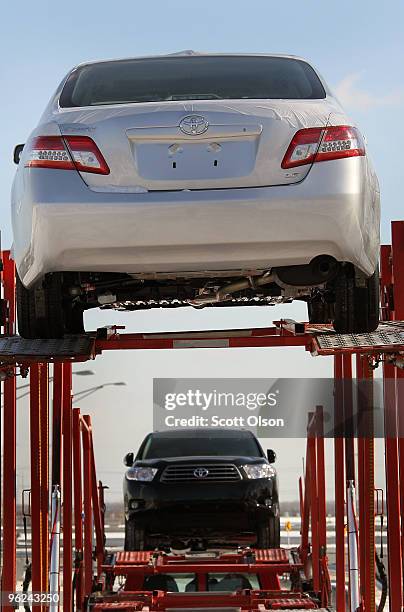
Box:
1 220 404 611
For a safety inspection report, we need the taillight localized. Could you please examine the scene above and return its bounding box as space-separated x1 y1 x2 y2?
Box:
281 125 365 169
25 136 74 170
25 135 110 175
65 136 110 175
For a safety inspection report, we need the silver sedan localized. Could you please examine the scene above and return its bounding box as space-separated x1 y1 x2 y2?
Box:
11 52 380 338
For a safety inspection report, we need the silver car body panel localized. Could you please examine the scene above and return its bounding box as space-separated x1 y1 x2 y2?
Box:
11 52 380 288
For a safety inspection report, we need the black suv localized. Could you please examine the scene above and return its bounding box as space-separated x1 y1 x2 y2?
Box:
123 428 279 550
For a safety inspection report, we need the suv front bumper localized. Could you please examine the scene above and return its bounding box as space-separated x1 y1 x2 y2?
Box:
124 477 278 536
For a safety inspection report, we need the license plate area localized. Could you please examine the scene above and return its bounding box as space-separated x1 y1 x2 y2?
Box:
133 138 258 181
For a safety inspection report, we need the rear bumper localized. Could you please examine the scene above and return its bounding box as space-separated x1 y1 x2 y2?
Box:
13 157 379 287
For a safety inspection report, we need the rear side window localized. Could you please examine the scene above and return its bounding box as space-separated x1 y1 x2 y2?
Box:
60 56 326 107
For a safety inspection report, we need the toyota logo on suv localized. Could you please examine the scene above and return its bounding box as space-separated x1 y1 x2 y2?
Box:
193 467 209 479
179 115 209 135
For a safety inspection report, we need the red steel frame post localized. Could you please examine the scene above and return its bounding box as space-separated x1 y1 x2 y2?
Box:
81 414 105 594
300 442 311 569
357 355 376 612
52 363 63 488
30 364 43 595
1 251 17 611
342 354 355 482
62 362 73 612
315 406 330 606
73 408 84 610
391 221 404 588
383 360 402 609
334 354 346 611
307 412 320 594
39 363 49 597
356 354 366 602
315 406 327 554
82 415 94 599
30 362 50 609
90 436 105 577
342 353 358 609
381 240 403 610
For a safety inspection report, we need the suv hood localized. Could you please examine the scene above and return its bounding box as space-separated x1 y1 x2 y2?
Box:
134 456 269 467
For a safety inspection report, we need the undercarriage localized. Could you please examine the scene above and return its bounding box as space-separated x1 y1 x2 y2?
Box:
16 257 379 338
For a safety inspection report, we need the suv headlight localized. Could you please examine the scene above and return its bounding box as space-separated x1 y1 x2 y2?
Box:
125 467 158 482
242 463 276 480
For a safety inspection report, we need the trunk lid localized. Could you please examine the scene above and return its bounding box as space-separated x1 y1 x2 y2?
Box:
57 99 333 191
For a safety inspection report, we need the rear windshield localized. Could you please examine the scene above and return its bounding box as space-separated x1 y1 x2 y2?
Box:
59 56 326 107
139 434 262 459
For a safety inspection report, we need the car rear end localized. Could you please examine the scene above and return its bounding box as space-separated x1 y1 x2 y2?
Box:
12 53 379 287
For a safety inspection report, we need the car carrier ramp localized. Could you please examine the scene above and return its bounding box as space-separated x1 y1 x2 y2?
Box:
0 321 404 366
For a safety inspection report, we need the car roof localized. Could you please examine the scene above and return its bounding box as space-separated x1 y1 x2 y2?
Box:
149 428 255 439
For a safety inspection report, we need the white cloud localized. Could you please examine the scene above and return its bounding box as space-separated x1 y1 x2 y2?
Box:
335 72 404 111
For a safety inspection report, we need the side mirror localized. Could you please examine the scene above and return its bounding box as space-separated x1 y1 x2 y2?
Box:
267 449 276 464
123 452 134 467
14 144 25 165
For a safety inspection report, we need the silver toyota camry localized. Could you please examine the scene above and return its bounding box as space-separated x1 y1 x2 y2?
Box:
11 52 380 338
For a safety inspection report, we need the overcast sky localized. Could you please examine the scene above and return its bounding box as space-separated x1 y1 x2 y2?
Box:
1 0 402 502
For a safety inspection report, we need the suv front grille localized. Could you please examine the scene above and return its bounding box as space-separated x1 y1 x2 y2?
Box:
160 463 242 483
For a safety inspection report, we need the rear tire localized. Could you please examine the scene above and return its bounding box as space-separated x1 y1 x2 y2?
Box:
17 272 84 339
307 298 334 325
256 515 281 549
124 518 148 551
17 274 41 339
333 265 379 334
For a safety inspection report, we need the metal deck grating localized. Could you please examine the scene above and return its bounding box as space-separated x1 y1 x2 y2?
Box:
314 323 404 352
0 334 95 361
115 551 152 564
254 548 289 563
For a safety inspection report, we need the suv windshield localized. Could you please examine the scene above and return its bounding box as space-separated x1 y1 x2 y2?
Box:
60 56 326 107
139 434 262 459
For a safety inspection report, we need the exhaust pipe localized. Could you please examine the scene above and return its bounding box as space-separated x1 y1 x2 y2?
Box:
188 272 275 307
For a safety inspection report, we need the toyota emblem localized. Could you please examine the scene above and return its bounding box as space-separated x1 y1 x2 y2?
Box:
193 467 209 479
179 115 209 136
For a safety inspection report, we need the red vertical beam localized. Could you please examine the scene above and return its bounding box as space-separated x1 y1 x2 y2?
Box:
380 244 393 321
356 354 366 602
307 413 319 593
334 354 346 611
72 408 83 610
82 416 94 598
39 363 49 596
315 406 330 607
52 363 63 488
357 356 376 612
384 361 403 609
392 221 404 591
391 221 404 319
342 354 355 482
300 443 311 566
381 237 403 610
342 353 358 609
315 407 327 556
30 364 42 593
62 362 73 612
88 419 105 576
1 251 16 611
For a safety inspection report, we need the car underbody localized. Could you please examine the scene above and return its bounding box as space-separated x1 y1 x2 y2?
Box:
53 256 340 313
16 254 379 338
